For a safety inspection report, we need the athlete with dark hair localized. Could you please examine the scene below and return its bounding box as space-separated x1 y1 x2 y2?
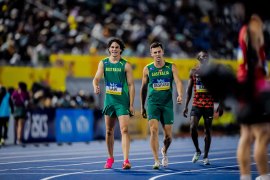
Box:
140 42 183 169
183 50 223 165
93 38 135 169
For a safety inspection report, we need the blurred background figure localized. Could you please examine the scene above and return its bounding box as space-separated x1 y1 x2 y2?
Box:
198 14 270 179
236 14 270 180
11 82 30 145
0 86 14 146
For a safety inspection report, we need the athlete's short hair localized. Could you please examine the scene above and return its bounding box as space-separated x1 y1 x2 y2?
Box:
150 42 164 50
18 82 27 92
107 38 125 54
197 50 208 60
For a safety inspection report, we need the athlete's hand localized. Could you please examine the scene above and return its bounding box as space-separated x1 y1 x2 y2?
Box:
177 95 183 104
94 85 100 94
216 104 224 117
129 106 135 117
183 107 188 118
141 107 147 119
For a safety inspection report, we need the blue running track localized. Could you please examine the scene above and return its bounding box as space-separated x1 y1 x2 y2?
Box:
0 136 269 180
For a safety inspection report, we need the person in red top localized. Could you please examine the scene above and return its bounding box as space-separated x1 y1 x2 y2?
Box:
236 14 270 180
183 50 223 165
237 17 268 85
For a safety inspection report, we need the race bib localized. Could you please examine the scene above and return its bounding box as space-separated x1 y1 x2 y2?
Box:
106 82 122 95
195 77 208 92
153 78 170 90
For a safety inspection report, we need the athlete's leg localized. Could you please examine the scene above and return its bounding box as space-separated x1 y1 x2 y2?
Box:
17 118 24 143
161 124 172 154
160 124 172 167
190 116 201 153
14 118 18 144
0 118 3 143
161 106 173 154
3 117 9 139
118 115 130 161
237 124 253 176
105 115 116 158
252 123 270 176
203 116 213 159
149 119 160 162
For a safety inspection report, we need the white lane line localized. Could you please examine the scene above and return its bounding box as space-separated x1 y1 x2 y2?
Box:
0 145 236 165
40 155 239 180
0 146 153 160
0 151 105 160
0 147 104 156
149 161 270 180
0 173 66 175
0 136 238 157
0 149 236 171
0 150 160 165
0 144 198 160
0 146 158 159
39 169 85 171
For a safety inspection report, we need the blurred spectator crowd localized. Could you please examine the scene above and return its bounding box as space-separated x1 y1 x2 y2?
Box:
1 0 270 66
30 82 96 109
0 82 96 110
0 82 97 145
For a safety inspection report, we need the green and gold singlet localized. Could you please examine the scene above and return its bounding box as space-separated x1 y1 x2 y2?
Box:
103 58 130 108
147 61 174 107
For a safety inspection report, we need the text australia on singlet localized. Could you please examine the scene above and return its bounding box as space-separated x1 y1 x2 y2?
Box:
105 67 123 95
152 70 170 91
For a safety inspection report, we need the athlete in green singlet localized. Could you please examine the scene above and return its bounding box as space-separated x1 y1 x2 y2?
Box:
93 38 135 170
140 42 183 169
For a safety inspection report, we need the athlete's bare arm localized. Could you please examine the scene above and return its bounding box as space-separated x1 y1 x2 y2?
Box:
93 61 104 94
125 62 135 115
248 15 264 63
216 101 224 117
172 63 183 104
183 69 194 118
140 66 149 119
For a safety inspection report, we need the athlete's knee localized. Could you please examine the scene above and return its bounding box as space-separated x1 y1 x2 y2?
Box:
150 126 158 135
240 126 253 143
120 126 129 135
106 128 114 136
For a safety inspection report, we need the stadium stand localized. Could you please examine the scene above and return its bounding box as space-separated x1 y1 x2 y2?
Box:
1 0 269 66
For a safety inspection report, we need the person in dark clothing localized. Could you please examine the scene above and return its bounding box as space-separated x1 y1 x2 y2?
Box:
236 14 270 180
183 50 223 165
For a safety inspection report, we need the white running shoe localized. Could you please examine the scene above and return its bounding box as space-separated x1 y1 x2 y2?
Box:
161 147 168 167
203 158 210 165
255 175 270 180
192 151 201 163
153 161 160 169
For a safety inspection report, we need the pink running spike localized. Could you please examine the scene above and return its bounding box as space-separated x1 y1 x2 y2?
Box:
104 158 114 169
122 159 131 169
